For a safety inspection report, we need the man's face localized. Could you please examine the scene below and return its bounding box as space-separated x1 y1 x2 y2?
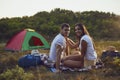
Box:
61 27 70 37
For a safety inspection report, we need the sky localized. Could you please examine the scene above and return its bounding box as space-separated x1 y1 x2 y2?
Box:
0 0 120 18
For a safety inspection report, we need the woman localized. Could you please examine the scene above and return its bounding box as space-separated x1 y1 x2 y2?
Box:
62 23 97 69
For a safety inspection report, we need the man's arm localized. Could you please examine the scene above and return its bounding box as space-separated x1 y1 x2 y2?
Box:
56 45 63 71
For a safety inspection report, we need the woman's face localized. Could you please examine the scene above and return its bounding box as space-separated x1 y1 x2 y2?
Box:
75 26 82 37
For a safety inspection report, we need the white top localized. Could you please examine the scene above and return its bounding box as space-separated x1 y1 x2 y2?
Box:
49 34 66 61
79 35 97 60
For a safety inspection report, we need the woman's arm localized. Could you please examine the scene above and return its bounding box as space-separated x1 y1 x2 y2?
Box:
66 38 79 49
80 40 87 66
81 40 87 58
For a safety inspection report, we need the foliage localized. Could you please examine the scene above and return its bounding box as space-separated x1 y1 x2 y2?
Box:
100 57 120 77
0 8 120 42
0 65 35 80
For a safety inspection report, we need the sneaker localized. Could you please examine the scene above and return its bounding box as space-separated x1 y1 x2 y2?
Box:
50 67 57 72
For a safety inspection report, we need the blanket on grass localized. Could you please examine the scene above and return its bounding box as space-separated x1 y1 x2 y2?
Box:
32 53 104 72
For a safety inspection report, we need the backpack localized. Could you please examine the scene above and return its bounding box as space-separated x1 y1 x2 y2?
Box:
101 51 120 60
18 54 43 68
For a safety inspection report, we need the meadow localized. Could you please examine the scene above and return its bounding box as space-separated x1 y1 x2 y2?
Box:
0 41 120 80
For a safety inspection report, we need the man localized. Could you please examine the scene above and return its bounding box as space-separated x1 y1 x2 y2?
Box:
49 23 70 72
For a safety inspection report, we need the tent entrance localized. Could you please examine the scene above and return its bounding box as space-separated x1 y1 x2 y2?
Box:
29 36 44 46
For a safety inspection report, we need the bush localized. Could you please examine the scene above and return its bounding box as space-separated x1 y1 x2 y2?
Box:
0 65 35 80
102 57 120 76
113 57 120 71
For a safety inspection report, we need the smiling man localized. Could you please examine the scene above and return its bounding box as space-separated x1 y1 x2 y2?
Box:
49 23 70 72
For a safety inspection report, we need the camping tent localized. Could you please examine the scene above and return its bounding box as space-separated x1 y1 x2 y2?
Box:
5 29 50 51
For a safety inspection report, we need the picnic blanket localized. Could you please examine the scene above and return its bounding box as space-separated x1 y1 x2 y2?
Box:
32 53 104 72
59 63 103 72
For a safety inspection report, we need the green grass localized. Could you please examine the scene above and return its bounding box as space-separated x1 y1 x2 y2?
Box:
0 41 120 80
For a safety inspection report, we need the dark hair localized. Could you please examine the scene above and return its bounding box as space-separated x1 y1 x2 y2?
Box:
61 23 70 29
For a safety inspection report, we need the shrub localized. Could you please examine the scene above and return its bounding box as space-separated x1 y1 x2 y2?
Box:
0 65 35 80
102 57 120 76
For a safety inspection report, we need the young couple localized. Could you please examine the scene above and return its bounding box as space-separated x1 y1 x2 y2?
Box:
49 23 97 72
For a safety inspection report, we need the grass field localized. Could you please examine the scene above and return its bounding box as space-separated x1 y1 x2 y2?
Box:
0 41 120 80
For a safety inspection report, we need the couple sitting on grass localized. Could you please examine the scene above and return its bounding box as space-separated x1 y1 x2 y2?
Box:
48 23 97 73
